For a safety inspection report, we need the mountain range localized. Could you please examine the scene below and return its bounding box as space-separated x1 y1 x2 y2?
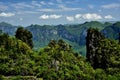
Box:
0 21 120 56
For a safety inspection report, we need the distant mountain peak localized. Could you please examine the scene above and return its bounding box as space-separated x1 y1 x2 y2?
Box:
0 22 13 27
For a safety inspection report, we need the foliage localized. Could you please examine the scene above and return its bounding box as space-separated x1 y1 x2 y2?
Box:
86 28 120 80
0 33 95 79
15 27 33 49
0 26 120 79
33 39 95 80
96 39 120 72
0 33 34 76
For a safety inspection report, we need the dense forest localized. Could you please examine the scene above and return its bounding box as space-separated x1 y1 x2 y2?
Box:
0 22 120 80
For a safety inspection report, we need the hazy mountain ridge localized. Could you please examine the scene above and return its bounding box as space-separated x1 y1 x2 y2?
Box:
0 22 17 35
0 21 120 55
102 21 120 39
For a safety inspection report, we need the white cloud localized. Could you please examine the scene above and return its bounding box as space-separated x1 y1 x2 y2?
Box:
37 4 81 12
66 16 74 21
82 13 102 20
66 13 103 21
75 14 82 19
58 5 81 11
39 13 112 21
50 14 62 19
101 3 120 9
38 9 56 12
74 13 102 20
16 11 38 14
38 6 81 12
104 15 113 19
39 14 49 19
0 12 15 17
39 14 62 19
11 2 34 9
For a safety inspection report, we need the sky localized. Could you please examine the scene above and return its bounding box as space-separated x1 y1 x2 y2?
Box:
0 0 120 26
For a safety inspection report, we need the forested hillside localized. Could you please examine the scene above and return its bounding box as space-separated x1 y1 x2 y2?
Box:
0 26 120 79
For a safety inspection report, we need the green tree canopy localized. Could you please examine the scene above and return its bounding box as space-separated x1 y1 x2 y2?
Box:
35 39 95 80
15 27 33 49
96 39 120 73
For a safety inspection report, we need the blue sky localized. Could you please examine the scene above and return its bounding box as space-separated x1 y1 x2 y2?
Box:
0 0 120 26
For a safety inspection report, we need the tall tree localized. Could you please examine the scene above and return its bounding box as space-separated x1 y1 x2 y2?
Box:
86 28 104 68
15 27 33 49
